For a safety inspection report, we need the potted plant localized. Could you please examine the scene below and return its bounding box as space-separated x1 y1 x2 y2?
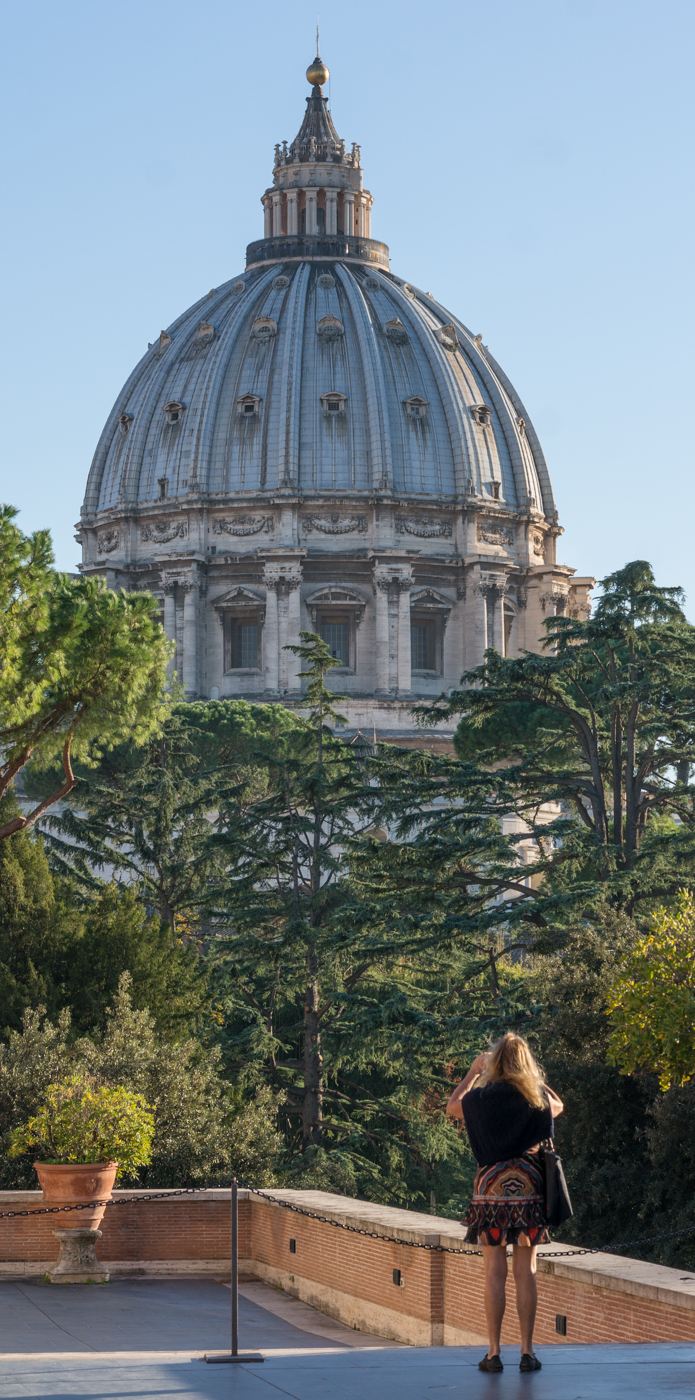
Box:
9 1073 155 1230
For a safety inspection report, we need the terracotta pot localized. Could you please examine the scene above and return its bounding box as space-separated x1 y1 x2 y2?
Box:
34 1161 118 1230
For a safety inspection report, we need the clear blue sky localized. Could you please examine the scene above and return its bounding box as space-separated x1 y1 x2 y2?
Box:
1 0 693 609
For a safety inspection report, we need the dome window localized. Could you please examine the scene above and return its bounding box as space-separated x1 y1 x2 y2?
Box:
318 274 335 290
404 396 428 421
272 275 290 289
158 476 169 499
516 416 527 436
163 401 185 426
316 314 344 341
231 281 246 297
364 277 380 290
436 324 459 352
195 321 214 343
118 412 134 436
386 318 409 345
251 316 277 342
320 391 347 417
489 481 501 500
471 404 491 428
236 393 262 419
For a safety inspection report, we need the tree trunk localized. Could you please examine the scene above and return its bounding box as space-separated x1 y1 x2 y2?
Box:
302 945 323 1149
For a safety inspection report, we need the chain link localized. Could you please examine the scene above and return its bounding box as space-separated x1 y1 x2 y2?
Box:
2 1180 694 1262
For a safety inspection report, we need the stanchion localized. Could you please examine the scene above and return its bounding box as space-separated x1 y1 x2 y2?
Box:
205 1178 264 1364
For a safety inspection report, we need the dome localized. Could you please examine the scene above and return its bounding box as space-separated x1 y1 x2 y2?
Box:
83 263 554 516
79 57 591 740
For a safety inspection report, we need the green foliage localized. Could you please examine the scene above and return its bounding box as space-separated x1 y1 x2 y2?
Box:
38 701 303 930
0 797 205 1037
607 891 695 1089
9 1073 154 1176
0 977 282 1188
0 504 171 840
422 560 695 927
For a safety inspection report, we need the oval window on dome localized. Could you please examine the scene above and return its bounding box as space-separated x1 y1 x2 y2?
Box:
272 275 290 289
251 316 277 342
402 283 416 298
317 314 344 341
317 273 335 290
364 277 379 290
231 281 246 297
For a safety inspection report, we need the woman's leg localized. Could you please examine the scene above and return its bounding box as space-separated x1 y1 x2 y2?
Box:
482 1244 508 1357
511 1244 538 1355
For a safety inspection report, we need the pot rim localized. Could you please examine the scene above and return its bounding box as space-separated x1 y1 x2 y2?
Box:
33 1159 119 1169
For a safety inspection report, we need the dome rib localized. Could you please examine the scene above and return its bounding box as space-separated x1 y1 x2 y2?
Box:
335 266 393 491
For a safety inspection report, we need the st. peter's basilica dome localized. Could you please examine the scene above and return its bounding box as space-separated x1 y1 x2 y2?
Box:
79 53 591 742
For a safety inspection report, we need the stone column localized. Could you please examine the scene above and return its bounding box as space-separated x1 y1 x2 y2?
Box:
285 573 303 694
373 577 391 693
182 580 198 698
306 192 318 234
263 197 272 238
357 195 367 238
287 190 298 235
397 579 412 694
263 575 279 694
343 192 355 236
272 192 283 236
365 197 372 238
163 580 177 682
326 191 338 235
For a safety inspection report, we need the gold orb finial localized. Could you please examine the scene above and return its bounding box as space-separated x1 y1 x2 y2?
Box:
306 54 329 87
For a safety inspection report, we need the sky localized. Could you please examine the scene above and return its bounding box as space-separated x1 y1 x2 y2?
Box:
1 0 693 610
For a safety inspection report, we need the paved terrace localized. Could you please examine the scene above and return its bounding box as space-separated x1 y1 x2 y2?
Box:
0 1277 693 1399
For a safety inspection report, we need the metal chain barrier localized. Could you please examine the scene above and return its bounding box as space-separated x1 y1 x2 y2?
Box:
2 1179 694 1261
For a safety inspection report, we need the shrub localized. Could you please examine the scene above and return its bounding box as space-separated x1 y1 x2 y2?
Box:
9 1073 154 1178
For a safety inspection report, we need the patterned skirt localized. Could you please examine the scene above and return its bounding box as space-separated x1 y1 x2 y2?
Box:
462 1152 549 1247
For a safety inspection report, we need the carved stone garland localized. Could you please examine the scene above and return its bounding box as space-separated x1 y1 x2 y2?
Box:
395 516 452 538
141 521 187 544
213 517 274 537
302 514 366 535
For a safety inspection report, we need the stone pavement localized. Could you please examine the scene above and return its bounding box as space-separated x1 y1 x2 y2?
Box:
0 1277 693 1398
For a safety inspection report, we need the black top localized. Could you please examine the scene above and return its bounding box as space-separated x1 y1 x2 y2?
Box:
461 1080 553 1167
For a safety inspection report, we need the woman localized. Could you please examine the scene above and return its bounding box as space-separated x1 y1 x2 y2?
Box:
447 1032 563 1374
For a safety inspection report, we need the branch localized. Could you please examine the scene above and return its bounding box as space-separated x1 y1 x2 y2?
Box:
0 734 78 840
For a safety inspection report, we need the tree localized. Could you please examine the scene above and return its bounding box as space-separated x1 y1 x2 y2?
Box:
0 504 170 840
0 793 206 1037
607 891 695 1090
210 636 485 1207
39 701 302 932
418 561 695 926
0 977 283 1189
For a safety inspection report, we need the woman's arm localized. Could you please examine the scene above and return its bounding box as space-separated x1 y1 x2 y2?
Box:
446 1054 489 1120
544 1085 564 1119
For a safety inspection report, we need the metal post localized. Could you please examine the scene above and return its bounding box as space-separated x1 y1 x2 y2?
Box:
231 1176 238 1356
204 1177 264 1363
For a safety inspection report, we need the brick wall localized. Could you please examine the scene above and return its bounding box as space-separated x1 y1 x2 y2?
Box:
1 1187 694 1345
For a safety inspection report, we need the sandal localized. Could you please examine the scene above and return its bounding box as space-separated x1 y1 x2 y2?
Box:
519 1353 542 1371
478 1355 503 1372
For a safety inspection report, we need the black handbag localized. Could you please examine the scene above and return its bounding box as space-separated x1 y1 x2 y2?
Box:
541 1140 573 1227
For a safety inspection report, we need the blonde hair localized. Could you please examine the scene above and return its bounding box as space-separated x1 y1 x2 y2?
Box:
479 1032 546 1108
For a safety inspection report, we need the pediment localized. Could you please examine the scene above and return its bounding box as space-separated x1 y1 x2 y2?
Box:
410 586 453 612
305 585 367 609
213 586 264 611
